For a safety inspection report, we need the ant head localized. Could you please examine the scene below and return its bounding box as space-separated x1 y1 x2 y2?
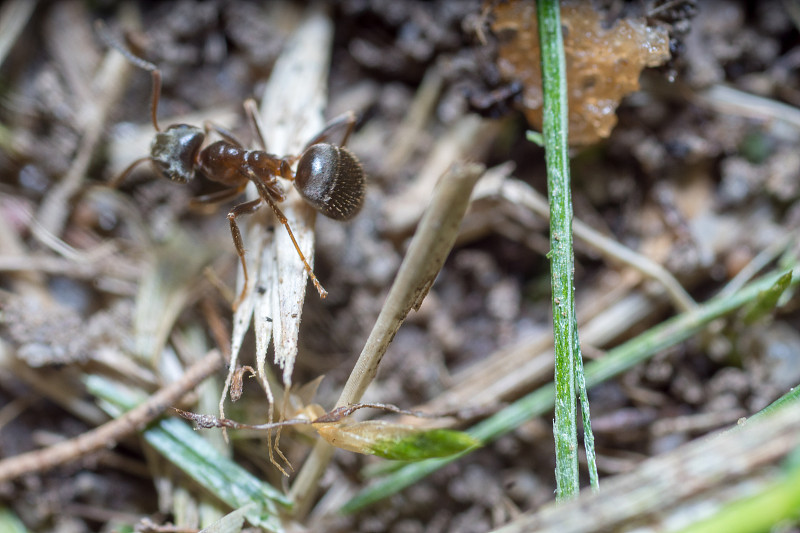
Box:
150 124 205 183
294 144 366 221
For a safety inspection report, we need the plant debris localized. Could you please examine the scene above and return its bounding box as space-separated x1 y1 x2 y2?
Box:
0 0 798 532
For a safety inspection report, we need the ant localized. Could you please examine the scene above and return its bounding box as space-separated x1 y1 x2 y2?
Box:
100 23 366 308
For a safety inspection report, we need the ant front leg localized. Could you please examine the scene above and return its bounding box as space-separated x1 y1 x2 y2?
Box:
228 197 264 310
95 21 162 131
203 121 246 148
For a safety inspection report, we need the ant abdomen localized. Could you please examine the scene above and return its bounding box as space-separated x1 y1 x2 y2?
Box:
150 124 205 183
295 144 365 221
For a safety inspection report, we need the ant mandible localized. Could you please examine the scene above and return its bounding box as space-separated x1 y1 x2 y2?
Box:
101 23 366 308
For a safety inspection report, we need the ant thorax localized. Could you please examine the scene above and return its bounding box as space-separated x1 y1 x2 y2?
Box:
245 150 290 199
150 124 205 183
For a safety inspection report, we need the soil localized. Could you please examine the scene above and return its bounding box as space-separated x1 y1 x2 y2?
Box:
0 1 799 532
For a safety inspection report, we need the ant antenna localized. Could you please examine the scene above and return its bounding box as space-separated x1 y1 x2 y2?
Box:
95 20 162 132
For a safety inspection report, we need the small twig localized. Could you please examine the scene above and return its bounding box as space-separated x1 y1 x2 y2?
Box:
0 397 31 432
174 408 309 431
650 407 748 437
0 349 224 483
133 518 202 533
646 0 694 18
176 401 465 432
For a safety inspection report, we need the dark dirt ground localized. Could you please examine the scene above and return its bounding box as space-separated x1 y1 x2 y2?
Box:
1 1 799 532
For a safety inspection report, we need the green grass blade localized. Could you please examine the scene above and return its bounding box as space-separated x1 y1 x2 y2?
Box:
0 507 29 533
740 270 792 324
676 459 800 533
537 0 582 500
574 316 599 491
749 382 800 421
201 503 254 533
369 428 481 461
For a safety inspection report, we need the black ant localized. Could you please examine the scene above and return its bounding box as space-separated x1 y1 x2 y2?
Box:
100 23 366 308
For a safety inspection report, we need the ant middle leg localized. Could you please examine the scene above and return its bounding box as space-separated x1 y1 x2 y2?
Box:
203 121 246 148
108 156 150 188
228 197 264 310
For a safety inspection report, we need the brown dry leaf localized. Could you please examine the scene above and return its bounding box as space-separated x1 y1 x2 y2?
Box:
491 0 671 145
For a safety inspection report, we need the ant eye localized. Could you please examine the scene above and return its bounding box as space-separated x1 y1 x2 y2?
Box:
295 144 366 221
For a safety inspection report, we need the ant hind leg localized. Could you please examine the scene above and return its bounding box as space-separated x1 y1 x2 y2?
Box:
274 112 358 182
259 190 328 299
243 99 268 151
303 111 357 149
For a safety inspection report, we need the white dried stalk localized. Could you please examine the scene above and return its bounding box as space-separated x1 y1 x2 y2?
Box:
258 12 331 389
223 7 333 418
290 162 486 516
